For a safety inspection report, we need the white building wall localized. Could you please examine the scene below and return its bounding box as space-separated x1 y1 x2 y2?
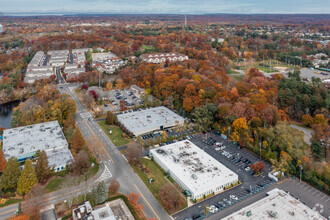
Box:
152 150 238 199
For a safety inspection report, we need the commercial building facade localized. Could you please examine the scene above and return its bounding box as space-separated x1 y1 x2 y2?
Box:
150 140 239 200
117 106 185 136
2 121 73 171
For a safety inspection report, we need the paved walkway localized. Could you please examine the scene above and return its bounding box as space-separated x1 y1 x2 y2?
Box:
289 124 313 145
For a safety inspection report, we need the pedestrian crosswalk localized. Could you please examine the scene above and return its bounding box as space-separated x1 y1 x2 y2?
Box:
95 164 112 182
80 112 92 119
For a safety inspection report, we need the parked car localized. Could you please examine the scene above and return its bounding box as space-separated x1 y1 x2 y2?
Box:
223 198 231 205
257 182 265 187
230 195 238 200
218 201 226 207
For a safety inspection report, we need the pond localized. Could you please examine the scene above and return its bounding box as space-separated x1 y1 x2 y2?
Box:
0 100 20 128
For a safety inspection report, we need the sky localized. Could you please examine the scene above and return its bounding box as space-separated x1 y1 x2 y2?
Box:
1 0 330 14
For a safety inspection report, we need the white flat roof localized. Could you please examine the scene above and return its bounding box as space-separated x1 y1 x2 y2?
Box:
117 106 184 136
150 140 238 196
223 188 326 220
3 121 68 161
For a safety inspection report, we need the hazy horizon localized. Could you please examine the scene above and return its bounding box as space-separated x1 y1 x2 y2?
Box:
1 0 330 15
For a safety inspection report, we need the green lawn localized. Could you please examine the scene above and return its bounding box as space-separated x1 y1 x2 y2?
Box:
229 74 244 81
227 69 241 74
84 161 99 180
0 198 23 208
45 178 64 192
131 158 187 213
141 45 156 50
97 120 131 147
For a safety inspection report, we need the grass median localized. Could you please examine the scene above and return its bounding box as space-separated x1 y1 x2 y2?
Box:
97 120 131 147
131 158 187 213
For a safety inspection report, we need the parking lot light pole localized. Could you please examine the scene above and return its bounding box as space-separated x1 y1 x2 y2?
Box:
300 165 303 182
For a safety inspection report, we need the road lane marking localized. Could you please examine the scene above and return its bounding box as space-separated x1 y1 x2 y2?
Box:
84 121 114 164
0 208 17 216
134 184 160 220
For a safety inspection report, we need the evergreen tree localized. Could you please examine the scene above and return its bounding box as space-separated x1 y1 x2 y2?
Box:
0 148 6 173
0 156 20 191
16 202 22 216
71 127 85 154
311 140 325 160
36 150 50 183
17 159 38 196
94 181 108 205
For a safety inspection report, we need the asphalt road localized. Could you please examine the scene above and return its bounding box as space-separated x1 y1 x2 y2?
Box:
0 162 107 219
289 124 313 145
0 83 170 220
59 84 170 220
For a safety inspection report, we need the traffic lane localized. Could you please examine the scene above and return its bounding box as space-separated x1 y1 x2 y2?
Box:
0 204 17 219
66 84 170 220
82 119 170 220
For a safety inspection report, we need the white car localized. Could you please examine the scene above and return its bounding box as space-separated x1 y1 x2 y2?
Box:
207 205 219 213
215 147 220 151
230 195 238 200
245 167 251 172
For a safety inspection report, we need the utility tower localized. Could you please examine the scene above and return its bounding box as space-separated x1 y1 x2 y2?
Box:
185 14 187 27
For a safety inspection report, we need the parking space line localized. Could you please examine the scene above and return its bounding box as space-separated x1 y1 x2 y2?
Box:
312 190 319 195
320 195 326 200
315 192 323 197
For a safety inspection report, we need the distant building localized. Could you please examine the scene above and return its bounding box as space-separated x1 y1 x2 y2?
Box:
223 188 326 220
0 24 3 33
117 106 185 136
140 52 188 64
25 51 54 84
48 50 69 67
91 52 126 74
130 85 145 97
72 201 116 220
150 140 239 200
3 121 73 171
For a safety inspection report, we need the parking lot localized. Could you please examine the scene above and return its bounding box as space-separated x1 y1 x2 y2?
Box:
141 127 194 142
172 132 275 220
105 88 143 111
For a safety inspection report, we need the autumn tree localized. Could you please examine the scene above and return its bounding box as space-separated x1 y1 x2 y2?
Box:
158 184 185 213
0 156 20 191
17 159 38 196
250 161 265 174
70 150 89 175
311 124 329 158
35 150 50 183
120 100 127 111
0 148 6 173
106 111 116 125
126 147 142 166
302 115 314 127
231 118 248 143
108 179 120 196
127 192 144 215
70 127 85 155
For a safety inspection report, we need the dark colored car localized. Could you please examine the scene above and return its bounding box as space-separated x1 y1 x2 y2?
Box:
192 214 201 219
257 182 265 187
